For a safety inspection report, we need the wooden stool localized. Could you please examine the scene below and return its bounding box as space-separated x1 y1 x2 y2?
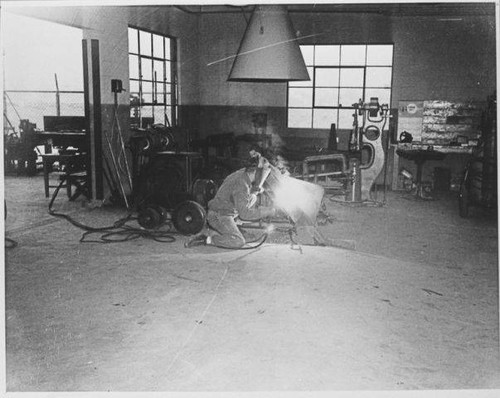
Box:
42 154 87 199
62 171 89 201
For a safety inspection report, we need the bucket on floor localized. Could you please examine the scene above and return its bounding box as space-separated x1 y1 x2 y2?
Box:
434 167 451 192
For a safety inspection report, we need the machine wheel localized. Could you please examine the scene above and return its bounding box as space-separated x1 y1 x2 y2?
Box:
172 200 207 235
138 205 169 229
138 207 161 229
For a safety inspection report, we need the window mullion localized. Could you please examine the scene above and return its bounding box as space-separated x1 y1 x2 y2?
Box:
129 27 177 127
171 39 178 126
312 67 316 110
288 43 392 129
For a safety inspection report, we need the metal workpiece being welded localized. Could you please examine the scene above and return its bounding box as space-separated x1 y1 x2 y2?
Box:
264 165 328 246
184 150 349 250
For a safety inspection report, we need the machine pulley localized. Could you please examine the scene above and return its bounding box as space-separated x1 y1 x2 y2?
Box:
172 200 207 235
138 205 168 229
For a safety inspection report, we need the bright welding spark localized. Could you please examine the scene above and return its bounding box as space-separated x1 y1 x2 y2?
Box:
265 224 275 234
206 33 321 66
273 176 318 217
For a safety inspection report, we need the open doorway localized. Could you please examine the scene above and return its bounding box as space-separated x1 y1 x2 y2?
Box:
2 11 84 175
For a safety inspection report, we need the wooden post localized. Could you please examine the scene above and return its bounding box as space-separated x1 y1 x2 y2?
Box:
54 73 60 116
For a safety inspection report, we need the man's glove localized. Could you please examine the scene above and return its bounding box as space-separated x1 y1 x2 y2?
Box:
248 193 258 208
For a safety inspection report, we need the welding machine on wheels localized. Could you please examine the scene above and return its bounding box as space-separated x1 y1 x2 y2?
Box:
129 125 217 234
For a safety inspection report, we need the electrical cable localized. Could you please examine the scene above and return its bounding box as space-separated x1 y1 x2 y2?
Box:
209 231 269 250
80 223 176 244
49 177 130 231
48 176 178 244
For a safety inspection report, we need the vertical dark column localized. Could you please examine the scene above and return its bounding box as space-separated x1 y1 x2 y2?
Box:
82 39 92 198
81 39 104 200
91 39 104 199
171 38 178 127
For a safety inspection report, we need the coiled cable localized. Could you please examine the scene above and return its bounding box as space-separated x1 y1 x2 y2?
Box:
48 176 177 244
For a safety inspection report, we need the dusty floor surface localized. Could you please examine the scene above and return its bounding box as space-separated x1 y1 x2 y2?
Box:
3 175 500 393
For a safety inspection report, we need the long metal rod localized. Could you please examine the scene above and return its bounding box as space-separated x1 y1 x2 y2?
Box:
115 111 133 190
103 156 119 194
54 74 61 116
104 131 130 209
3 112 15 132
3 92 22 121
113 93 133 190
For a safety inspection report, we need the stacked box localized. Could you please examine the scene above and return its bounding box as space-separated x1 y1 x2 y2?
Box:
421 100 483 146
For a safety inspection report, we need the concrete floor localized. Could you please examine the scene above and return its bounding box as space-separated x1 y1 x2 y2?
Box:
3 174 500 393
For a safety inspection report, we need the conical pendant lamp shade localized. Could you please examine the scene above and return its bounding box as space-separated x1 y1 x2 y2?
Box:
228 5 310 82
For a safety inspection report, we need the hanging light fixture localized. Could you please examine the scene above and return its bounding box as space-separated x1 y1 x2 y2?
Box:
228 5 310 82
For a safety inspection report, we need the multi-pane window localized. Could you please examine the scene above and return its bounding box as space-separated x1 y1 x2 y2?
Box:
288 44 393 129
128 27 177 127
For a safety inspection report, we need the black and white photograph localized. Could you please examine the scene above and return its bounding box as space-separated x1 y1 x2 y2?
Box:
1 0 499 396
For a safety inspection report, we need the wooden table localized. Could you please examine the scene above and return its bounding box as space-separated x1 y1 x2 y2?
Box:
35 131 87 151
396 144 473 199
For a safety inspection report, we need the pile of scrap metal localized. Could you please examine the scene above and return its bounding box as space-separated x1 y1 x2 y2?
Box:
3 119 39 176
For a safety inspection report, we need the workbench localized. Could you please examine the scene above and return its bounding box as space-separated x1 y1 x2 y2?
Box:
396 144 473 199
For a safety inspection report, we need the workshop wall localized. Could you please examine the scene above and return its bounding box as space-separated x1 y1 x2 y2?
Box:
192 8 495 190
127 7 201 142
45 6 200 199
128 6 200 106
390 13 495 191
56 5 200 138
5 4 496 195
78 6 200 199
391 15 496 105
194 10 496 142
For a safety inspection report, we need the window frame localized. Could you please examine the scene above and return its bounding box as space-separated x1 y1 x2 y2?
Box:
287 43 394 130
128 26 178 127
